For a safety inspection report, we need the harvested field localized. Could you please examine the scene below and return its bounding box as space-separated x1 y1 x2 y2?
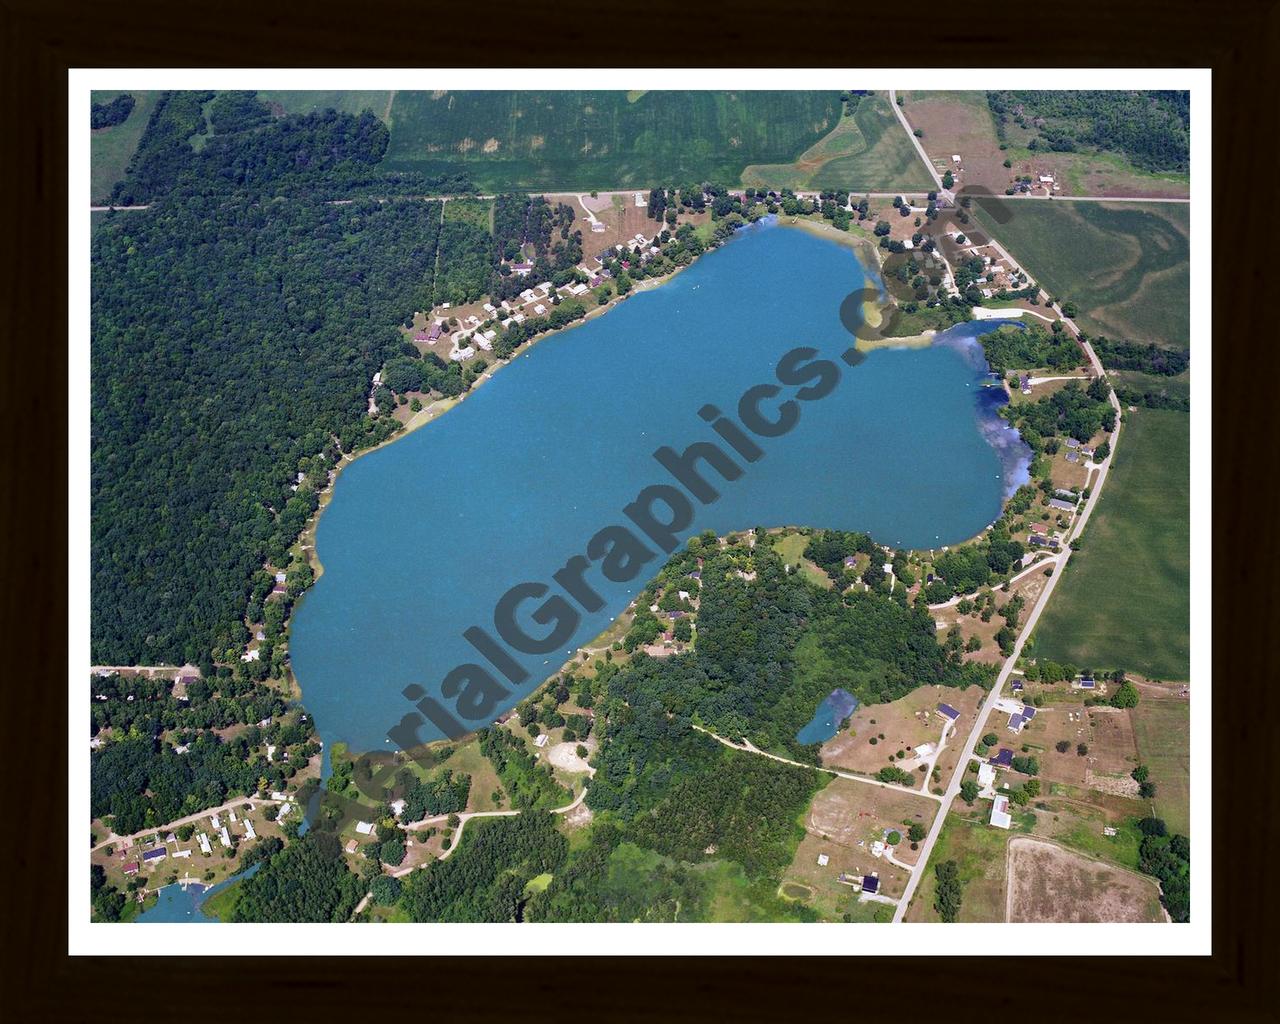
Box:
1006 837 1164 922
806 778 936 849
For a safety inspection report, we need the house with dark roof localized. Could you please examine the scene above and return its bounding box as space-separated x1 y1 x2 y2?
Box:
123 862 139 875
142 848 167 863
1007 712 1027 733
1011 680 1024 692
1065 450 1080 463
988 748 1014 769
936 703 961 723
861 874 880 894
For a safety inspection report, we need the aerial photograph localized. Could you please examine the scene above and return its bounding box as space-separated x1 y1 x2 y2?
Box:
83 80 1197 935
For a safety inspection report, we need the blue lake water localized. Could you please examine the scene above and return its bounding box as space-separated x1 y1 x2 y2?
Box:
136 863 260 923
796 688 861 745
290 219 1029 753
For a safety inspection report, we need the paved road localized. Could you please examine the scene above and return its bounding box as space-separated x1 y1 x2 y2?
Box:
891 299 1120 923
998 193 1189 204
888 89 944 192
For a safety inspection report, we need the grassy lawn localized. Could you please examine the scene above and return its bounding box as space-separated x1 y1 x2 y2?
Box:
90 90 160 203
1130 697 1191 835
741 93 934 193
379 90 841 191
973 199 1190 349
1032 408 1190 679
200 879 243 922
770 531 831 588
907 809 1010 922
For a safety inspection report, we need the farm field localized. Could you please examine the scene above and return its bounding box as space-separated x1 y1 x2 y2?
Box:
379 90 842 191
741 93 933 192
257 90 394 121
1005 837 1164 922
972 199 1190 349
1130 692 1191 835
90 90 160 203
1032 408 1190 680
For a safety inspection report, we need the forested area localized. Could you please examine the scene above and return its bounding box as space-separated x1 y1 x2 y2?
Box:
92 184 443 664
91 93 135 130
231 830 364 922
1136 817 1190 922
89 672 316 835
477 726 570 810
1090 337 1190 375
986 91 1190 173
109 91 470 205
980 323 1083 375
400 812 567 922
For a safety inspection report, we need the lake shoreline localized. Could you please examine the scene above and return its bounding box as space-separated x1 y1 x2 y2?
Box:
289 221 1028 758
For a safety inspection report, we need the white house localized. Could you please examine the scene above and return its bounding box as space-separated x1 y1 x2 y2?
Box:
355 820 375 835
990 796 1012 829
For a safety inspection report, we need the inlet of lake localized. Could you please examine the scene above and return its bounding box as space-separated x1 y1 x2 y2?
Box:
290 218 1030 754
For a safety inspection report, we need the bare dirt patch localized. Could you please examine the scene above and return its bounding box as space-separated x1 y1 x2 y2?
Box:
806 779 936 850
1006 836 1164 922
546 741 592 774
482 137 500 154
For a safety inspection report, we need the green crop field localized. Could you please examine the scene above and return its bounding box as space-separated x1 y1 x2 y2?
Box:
1033 408 1190 680
973 199 1191 349
1130 698 1191 835
90 90 160 203
257 90 394 121
378 90 842 191
741 93 934 192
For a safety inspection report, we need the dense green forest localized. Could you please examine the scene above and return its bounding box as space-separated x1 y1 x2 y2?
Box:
109 91 470 205
400 812 567 922
980 322 1083 375
1090 337 1190 375
232 830 364 922
91 93 135 130
986 91 1190 173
